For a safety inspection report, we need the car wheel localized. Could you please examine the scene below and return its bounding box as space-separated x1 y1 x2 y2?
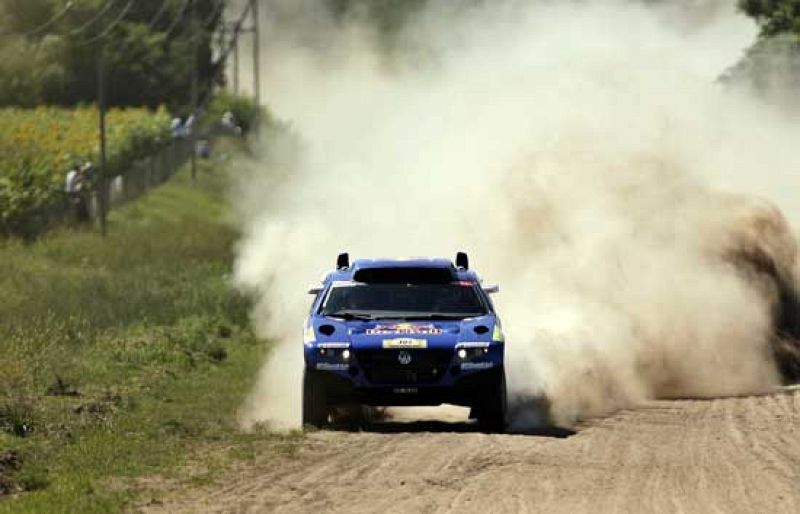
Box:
302 368 329 428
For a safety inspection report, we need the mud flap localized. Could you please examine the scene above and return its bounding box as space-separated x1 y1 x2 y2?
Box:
302 368 329 428
475 372 507 433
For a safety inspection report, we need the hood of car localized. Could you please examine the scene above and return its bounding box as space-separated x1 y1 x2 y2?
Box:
310 316 497 350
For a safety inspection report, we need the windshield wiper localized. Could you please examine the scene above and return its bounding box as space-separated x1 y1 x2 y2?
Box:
397 313 484 320
324 312 484 321
326 311 375 321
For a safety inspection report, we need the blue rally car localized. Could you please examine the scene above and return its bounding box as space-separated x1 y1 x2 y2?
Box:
303 252 507 432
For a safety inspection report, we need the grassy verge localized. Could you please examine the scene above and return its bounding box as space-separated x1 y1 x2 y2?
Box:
0 151 298 513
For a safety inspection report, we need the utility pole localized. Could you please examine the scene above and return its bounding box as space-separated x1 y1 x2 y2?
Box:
218 18 226 72
190 0 198 182
220 23 244 95
233 25 240 94
250 0 260 116
97 42 108 236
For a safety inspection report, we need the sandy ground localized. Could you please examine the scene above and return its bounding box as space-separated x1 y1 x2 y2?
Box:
140 388 800 514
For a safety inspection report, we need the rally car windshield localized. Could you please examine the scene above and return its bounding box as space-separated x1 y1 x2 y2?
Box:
320 283 488 320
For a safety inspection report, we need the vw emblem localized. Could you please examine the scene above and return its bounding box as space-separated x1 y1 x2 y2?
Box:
398 351 412 365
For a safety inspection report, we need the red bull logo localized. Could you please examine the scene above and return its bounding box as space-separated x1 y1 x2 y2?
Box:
366 323 444 335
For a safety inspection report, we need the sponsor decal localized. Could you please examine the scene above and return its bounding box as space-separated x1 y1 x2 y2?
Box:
367 323 443 335
392 387 418 394
456 342 491 349
460 362 494 370
382 338 428 349
317 342 350 349
316 363 349 371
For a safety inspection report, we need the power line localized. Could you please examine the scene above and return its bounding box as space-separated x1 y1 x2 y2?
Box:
146 0 174 30
20 1 75 38
78 0 135 46
161 0 191 39
197 1 252 109
161 0 225 42
70 0 117 36
203 0 226 29
216 0 251 65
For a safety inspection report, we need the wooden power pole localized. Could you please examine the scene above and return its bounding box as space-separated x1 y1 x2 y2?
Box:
250 0 260 115
97 42 108 236
190 0 199 182
233 24 240 95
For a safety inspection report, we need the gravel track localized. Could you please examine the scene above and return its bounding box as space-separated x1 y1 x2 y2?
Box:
140 388 800 514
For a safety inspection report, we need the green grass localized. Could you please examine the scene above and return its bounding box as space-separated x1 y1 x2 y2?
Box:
0 153 297 512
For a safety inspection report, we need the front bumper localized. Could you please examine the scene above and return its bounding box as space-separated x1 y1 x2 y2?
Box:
307 366 503 407
304 344 504 407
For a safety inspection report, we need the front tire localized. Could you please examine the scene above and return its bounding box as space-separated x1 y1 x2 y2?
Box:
475 371 507 433
302 368 329 428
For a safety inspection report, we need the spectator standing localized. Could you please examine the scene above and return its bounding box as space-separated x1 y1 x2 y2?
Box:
64 163 80 197
80 162 96 220
221 111 242 135
64 163 92 224
64 163 87 223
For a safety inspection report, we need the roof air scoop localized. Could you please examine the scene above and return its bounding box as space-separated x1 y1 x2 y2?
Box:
456 252 469 270
337 253 350 269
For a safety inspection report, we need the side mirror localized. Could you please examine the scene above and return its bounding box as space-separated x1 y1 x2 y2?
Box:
308 283 324 295
456 251 469 270
337 252 349 269
483 284 499 294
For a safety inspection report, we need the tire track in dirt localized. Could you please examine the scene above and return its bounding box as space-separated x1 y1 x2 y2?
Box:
138 388 800 514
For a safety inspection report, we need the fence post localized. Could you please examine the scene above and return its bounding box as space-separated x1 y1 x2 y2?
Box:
149 155 155 190
96 42 109 236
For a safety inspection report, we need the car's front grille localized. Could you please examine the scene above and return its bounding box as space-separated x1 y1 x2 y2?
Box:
356 349 453 385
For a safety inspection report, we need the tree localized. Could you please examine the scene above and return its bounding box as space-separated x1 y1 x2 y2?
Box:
724 1 800 111
0 0 225 110
740 0 800 37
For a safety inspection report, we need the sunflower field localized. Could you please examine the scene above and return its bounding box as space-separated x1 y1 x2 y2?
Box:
0 105 171 236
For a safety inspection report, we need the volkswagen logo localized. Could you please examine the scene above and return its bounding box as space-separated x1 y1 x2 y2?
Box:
397 351 412 365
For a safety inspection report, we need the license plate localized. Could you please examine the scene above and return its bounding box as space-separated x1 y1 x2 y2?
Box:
392 387 418 394
382 338 427 349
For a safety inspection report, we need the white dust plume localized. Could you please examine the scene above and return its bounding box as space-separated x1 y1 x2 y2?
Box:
233 0 800 429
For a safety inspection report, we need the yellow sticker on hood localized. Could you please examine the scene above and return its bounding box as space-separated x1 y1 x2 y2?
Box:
382 338 428 349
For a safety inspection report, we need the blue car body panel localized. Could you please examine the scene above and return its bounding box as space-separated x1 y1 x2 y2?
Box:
304 258 504 406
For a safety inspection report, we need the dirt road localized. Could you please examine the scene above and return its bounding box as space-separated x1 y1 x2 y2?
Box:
142 388 800 513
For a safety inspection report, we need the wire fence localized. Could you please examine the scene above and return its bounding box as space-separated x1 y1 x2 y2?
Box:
107 137 194 207
20 136 197 238
4 0 260 240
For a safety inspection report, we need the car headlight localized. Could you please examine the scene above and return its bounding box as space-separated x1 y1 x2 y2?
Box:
456 342 490 360
318 342 351 361
492 324 505 343
304 325 315 344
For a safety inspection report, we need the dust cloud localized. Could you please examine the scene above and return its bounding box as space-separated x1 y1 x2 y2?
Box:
232 0 800 429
